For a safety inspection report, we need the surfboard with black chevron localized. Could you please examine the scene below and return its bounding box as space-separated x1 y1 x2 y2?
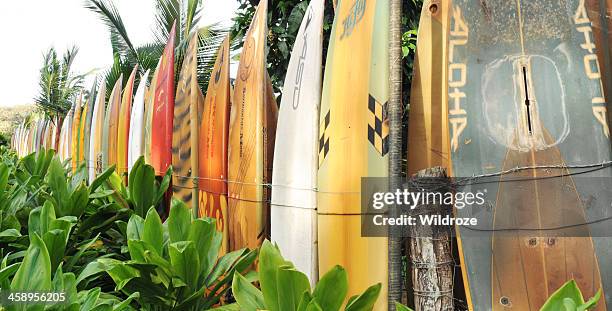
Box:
172 33 203 209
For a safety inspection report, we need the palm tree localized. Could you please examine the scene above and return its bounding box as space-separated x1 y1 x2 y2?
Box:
388 0 403 309
34 46 86 147
85 0 233 98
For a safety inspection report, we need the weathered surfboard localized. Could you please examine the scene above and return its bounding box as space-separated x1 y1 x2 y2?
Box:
117 66 138 180
151 24 176 176
409 1 612 310
271 0 324 284
128 70 150 173
228 0 278 251
89 83 107 182
102 76 123 170
172 34 203 209
199 36 231 254
317 0 389 309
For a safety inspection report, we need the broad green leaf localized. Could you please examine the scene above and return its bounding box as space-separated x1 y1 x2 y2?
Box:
169 241 200 290
154 166 173 205
206 248 250 286
11 233 52 291
89 165 116 193
112 292 139 311
540 280 586 311
0 262 20 284
168 200 191 243
69 182 90 217
143 207 164 255
344 283 381 311
259 240 290 311
277 265 311 311
126 214 144 240
43 229 68 272
76 261 108 286
232 272 265 311
188 218 217 275
312 265 348 311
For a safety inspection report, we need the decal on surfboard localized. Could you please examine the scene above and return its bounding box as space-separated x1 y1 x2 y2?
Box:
449 5 468 152
367 95 388 156
574 0 610 137
318 110 330 166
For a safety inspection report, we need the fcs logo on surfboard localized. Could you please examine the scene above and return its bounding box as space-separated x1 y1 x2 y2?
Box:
340 0 366 40
292 8 314 110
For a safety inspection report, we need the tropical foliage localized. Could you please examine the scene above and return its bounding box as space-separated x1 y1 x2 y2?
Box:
34 47 86 120
540 280 601 311
85 0 232 100
223 240 381 311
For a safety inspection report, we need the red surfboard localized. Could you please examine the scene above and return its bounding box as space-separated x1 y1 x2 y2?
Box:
151 23 176 176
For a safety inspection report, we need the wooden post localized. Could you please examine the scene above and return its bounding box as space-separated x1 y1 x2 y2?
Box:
388 0 404 309
408 167 454 311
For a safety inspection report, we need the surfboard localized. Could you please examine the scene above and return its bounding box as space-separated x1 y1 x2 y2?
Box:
78 95 88 167
61 103 75 162
144 62 160 166
199 36 231 254
82 83 97 176
151 24 176 177
71 95 83 171
89 83 107 182
103 76 123 170
128 70 150 173
172 34 203 209
317 0 389 308
117 66 138 180
408 1 612 310
228 0 278 251
270 0 324 284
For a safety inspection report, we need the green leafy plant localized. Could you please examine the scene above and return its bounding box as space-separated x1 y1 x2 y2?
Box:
540 280 601 311
394 302 413 311
224 240 381 311
83 200 256 310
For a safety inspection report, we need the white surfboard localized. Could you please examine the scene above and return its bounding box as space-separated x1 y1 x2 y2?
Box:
88 83 106 182
128 70 150 173
270 0 324 284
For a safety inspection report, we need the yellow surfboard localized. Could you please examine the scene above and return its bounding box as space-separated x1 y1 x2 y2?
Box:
317 0 389 309
103 76 123 170
117 66 138 180
228 0 278 251
71 95 83 172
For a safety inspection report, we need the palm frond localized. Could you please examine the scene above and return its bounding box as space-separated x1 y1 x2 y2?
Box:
195 22 234 92
85 0 136 59
153 0 181 47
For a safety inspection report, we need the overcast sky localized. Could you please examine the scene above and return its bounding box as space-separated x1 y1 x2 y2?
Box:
0 0 238 107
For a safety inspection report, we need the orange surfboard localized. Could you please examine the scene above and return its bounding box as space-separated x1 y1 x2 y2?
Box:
199 36 231 253
151 24 176 176
117 66 138 180
228 0 278 251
